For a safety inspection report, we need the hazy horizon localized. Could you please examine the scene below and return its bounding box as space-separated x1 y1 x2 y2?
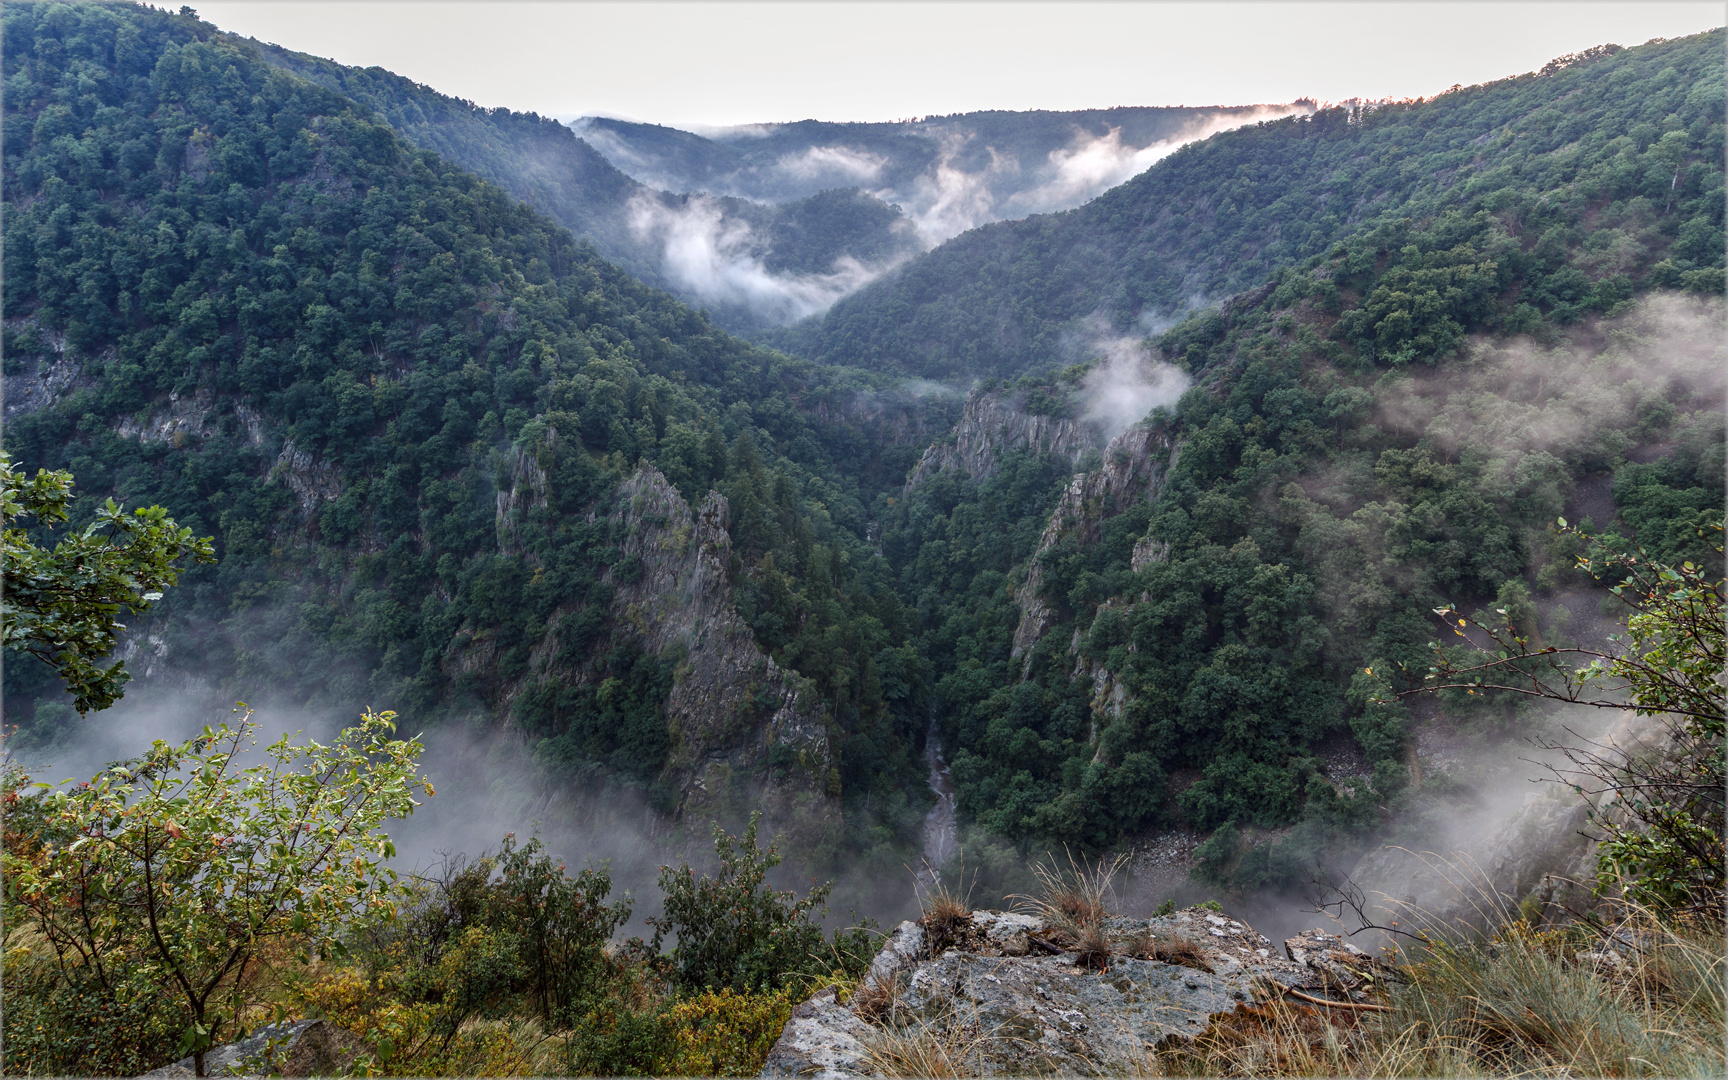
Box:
193 1 1723 129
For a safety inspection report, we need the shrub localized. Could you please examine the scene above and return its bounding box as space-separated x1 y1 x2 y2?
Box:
658 988 798 1077
0 951 179 1076
648 813 872 994
1 709 427 1076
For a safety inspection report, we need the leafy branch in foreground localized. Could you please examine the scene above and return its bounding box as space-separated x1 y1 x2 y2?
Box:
1 452 216 714
1 708 431 1076
1388 520 1724 916
1406 521 1721 722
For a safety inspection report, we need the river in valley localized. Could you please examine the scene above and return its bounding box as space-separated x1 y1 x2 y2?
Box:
918 710 958 888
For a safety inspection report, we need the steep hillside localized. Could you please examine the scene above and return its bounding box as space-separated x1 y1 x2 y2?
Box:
842 30 1725 895
0 1 946 865
238 32 917 330
246 39 657 279
3 3 1720 906
881 277 1720 897
792 32 1725 379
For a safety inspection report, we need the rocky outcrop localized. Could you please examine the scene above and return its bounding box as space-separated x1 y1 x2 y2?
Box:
602 465 840 845
271 438 343 514
3 319 93 419
483 448 840 846
906 391 1098 490
115 387 216 447
494 437 552 556
761 907 1387 1078
1011 421 1178 668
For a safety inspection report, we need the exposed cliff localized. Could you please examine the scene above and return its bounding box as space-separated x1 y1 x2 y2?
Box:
2 319 91 420
484 444 842 847
905 391 1098 490
1010 421 1179 668
603 466 842 846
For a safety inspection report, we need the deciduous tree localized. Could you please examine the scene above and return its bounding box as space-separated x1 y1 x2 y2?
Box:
2 708 430 1075
1 452 215 714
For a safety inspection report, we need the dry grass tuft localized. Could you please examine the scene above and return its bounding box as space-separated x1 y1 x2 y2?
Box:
1159 904 1725 1078
923 888 971 930
1125 928 1214 974
849 978 895 1025
1014 848 1125 934
1072 920 1114 970
862 1021 988 1078
917 876 974 956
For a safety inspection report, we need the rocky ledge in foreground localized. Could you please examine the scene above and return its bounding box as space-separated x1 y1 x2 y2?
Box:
762 906 1389 1078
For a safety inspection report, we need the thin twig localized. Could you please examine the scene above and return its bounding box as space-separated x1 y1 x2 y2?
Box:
1285 987 1393 1012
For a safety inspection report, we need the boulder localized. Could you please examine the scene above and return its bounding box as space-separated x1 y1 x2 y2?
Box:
138 1018 368 1078
760 907 1381 1077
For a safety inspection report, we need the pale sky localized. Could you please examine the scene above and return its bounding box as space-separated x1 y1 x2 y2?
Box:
192 1 1725 128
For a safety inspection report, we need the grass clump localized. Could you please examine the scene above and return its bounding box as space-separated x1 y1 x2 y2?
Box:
1124 927 1215 973
1017 849 1123 932
1163 909 1725 1078
863 1019 989 1078
916 871 976 956
1013 849 1125 969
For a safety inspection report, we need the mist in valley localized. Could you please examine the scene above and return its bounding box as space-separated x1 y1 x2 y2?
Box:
573 102 1315 323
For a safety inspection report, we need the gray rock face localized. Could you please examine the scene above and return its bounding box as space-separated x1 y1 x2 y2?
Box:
138 1017 370 1077
606 466 840 844
1011 420 1178 667
761 907 1376 1078
2 318 92 419
271 437 344 514
139 1019 320 1078
479 449 840 845
906 391 1099 490
766 986 879 1080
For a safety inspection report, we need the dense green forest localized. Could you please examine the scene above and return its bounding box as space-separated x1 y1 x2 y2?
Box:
787 33 1725 379
854 29 1723 887
0 1 945 870
246 38 657 281
2 1 1722 903
244 30 918 330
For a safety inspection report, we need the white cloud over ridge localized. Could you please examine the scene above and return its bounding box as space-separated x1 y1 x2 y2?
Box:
881 104 1313 243
626 193 900 325
602 103 1315 321
1078 333 1192 441
772 145 886 185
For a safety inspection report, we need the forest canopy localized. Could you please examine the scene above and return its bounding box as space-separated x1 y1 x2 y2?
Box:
2 2 1722 907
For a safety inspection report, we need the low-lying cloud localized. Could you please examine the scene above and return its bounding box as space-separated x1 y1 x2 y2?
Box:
886 105 1314 243
886 138 1012 245
627 193 898 325
773 145 886 185
1014 106 1311 219
1373 292 1726 465
1078 333 1192 441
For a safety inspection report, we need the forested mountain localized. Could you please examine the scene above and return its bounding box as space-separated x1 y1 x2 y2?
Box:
575 103 1311 241
235 31 918 330
0 1 947 868
2 0 1722 907
855 28 1724 889
244 40 656 279
789 34 1726 379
